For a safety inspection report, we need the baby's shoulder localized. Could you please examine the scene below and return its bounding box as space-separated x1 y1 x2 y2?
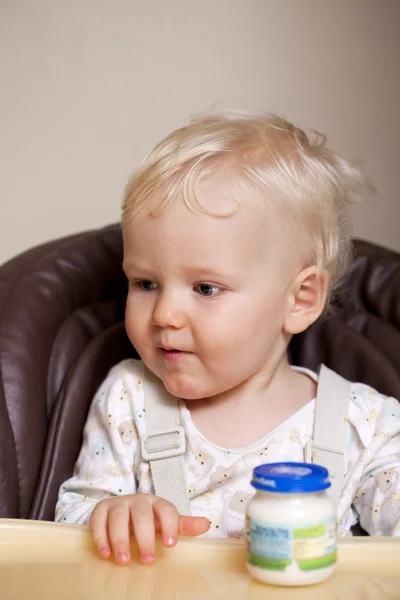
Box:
349 380 398 412
107 358 144 382
347 379 400 442
91 359 147 427
95 358 145 402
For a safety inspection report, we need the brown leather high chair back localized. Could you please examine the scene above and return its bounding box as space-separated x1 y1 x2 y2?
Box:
0 226 399 522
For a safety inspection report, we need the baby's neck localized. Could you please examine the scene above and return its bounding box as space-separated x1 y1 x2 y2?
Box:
186 360 316 449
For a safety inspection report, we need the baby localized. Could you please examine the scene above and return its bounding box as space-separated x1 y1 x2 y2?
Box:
56 112 400 565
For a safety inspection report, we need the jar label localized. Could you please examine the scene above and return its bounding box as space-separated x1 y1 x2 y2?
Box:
246 517 337 572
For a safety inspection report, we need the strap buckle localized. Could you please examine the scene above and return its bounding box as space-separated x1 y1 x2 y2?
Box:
141 426 186 461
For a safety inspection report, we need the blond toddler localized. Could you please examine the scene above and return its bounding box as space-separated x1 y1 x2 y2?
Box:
56 113 400 565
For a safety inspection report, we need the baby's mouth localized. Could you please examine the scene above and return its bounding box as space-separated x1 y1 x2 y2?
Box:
159 347 191 360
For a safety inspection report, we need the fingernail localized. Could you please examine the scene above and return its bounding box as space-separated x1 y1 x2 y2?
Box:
99 547 111 558
118 552 130 563
164 536 176 547
141 553 155 564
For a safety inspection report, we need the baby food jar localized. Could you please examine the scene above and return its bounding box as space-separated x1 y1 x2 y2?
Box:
246 462 337 587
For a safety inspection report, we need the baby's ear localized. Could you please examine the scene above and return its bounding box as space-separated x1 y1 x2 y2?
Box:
284 266 329 335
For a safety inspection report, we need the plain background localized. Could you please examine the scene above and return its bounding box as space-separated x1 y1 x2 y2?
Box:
1 0 399 265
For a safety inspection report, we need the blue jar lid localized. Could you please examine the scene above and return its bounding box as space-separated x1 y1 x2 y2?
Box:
251 462 331 493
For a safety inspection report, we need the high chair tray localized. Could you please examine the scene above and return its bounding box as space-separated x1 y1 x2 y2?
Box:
0 519 399 599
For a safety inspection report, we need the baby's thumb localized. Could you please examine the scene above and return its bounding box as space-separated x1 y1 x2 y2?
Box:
178 515 210 537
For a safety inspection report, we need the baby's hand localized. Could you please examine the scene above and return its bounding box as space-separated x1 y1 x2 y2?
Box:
89 493 210 565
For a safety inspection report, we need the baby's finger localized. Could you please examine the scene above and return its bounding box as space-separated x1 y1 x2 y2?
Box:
131 502 156 564
178 516 211 537
152 499 180 547
108 505 131 565
89 503 112 559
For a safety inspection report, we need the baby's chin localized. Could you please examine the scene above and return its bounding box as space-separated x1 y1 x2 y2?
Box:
163 378 205 400
162 372 213 401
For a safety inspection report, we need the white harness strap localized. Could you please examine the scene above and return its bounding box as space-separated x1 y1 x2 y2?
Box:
306 364 351 504
140 366 191 516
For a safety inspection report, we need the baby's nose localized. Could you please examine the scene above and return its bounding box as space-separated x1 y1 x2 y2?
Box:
152 291 186 329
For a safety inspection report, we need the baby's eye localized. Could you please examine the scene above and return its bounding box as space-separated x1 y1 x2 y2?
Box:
138 280 158 292
195 283 222 297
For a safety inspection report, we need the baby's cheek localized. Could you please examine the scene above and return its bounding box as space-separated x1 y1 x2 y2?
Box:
200 320 242 350
125 296 151 334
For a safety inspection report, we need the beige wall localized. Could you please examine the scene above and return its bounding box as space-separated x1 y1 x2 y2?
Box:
1 0 399 265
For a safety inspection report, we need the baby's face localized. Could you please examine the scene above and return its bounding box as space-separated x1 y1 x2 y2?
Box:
122 184 301 400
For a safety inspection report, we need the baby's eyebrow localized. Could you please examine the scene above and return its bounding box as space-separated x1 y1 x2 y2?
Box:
122 261 151 274
122 262 238 281
187 266 238 280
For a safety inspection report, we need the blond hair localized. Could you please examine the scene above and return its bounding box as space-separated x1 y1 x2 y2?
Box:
122 112 371 298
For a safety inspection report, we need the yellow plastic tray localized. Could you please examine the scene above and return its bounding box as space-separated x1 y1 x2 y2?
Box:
0 519 399 599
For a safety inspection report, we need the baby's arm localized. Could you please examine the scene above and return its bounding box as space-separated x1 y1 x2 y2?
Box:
352 396 400 536
55 367 138 525
55 362 210 563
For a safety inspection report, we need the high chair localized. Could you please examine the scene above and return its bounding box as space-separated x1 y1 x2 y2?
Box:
0 225 399 523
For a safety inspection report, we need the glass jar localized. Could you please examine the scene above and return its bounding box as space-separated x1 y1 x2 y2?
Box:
246 462 337 587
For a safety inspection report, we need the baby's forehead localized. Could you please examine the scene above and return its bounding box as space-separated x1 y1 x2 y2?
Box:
123 193 302 279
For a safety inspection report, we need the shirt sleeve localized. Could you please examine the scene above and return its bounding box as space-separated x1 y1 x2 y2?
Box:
55 363 140 525
352 390 400 536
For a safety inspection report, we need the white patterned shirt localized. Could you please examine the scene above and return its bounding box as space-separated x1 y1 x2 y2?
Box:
55 359 400 538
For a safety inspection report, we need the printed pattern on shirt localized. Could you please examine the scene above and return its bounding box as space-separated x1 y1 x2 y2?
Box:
55 359 400 538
